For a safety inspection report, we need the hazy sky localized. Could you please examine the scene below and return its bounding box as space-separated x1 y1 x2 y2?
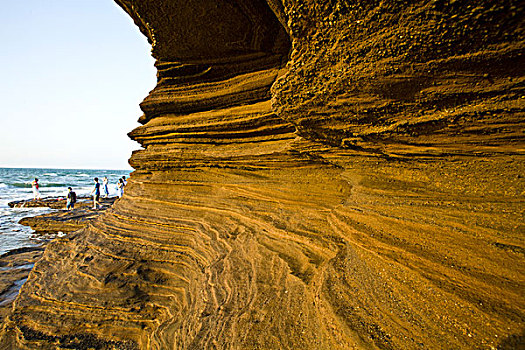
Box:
0 0 156 170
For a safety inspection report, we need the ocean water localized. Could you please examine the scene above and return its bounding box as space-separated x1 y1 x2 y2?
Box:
0 168 131 255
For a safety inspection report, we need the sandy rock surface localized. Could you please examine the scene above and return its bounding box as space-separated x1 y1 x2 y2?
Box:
0 197 117 326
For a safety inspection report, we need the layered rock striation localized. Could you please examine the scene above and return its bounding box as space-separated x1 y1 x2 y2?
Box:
1 1 524 349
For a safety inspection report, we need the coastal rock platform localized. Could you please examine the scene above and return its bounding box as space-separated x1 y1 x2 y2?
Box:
17 197 118 235
0 247 45 324
8 196 108 210
0 197 117 326
1 1 524 349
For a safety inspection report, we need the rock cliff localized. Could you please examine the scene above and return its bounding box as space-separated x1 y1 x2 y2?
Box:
1 1 524 349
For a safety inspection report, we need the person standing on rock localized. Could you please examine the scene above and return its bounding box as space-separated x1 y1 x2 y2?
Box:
117 178 124 198
102 177 109 198
66 187 76 210
121 176 127 187
31 178 41 201
90 177 102 209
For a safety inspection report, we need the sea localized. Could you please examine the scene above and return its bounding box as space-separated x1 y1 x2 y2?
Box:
0 168 131 256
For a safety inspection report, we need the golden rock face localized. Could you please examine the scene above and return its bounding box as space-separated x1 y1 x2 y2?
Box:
1 1 524 349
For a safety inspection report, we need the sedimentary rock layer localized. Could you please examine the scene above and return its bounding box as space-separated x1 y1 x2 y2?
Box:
18 197 118 235
0 247 45 325
1 1 523 349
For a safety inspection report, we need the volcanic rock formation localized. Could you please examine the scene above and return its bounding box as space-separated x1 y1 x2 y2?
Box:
1 1 524 349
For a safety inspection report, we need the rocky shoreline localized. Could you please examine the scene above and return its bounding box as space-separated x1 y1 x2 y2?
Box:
0 196 118 323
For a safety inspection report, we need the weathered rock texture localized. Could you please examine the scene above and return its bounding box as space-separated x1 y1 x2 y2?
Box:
1 1 524 349
17 197 118 235
0 248 45 325
8 196 93 209
0 198 117 327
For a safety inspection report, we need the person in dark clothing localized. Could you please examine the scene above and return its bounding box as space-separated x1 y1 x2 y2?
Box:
66 187 76 210
90 177 102 209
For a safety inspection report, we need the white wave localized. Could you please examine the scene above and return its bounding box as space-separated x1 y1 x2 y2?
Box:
43 173 58 176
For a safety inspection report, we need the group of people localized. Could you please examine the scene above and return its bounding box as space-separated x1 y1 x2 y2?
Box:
30 176 128 211
89 176 127 209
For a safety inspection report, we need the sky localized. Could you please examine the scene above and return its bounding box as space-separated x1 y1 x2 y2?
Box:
0 0 156 170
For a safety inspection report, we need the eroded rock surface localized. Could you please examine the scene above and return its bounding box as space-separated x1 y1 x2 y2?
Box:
0 197 119 326
17 197 118 235
0 248 45 325
1 1 523 349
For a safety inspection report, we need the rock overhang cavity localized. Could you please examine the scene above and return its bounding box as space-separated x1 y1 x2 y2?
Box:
115 0 291 63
